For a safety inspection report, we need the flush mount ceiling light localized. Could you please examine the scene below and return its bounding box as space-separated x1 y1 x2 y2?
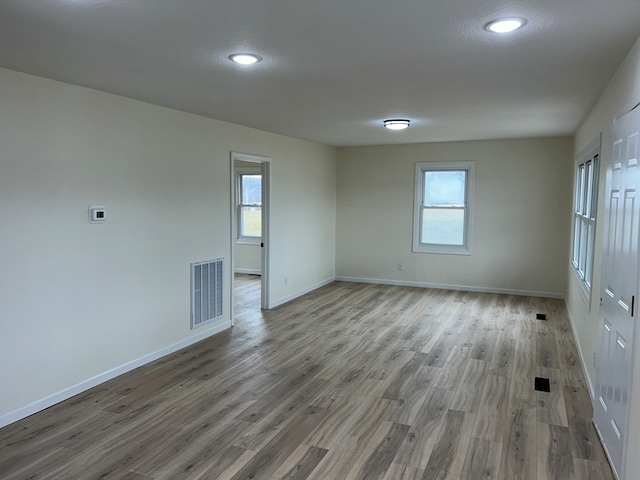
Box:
484 17 527 33
383 119 410 130
229 53 262 65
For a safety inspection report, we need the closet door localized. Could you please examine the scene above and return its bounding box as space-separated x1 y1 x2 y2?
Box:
595 104 640 479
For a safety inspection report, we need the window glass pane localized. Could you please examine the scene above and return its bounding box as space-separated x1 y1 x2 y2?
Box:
241 206 262 237
579 218 587 274
585 161 592 216
576 165 585 213
573 217 580 265
421 208 464 245
591 156 599 218
585 221 594 286
241 175 262 205
577 219 584 272
423 171 466 206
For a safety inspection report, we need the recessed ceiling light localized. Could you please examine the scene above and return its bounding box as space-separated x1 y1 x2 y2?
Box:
484 18 527 33
229 53 262 65
383 119 410 130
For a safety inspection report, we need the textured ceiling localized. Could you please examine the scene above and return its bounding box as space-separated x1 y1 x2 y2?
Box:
0 0 639 146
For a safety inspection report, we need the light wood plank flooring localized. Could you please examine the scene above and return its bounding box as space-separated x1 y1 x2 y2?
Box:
0 276 613 479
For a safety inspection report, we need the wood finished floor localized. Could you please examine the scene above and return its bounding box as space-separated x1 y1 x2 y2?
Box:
0 275 613 480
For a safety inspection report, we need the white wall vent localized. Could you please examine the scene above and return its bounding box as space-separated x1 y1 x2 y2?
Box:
191 258 223 329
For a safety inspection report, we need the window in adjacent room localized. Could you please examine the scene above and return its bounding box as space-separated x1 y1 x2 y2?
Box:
572 137 600 303
236 168 262 244
413 161 475 255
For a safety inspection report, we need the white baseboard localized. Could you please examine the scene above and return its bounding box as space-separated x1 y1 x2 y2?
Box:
234 268 261 275
270 276 336 308
335 276 564 299
593 420 621 480
0 319 232 429
565 301 596 399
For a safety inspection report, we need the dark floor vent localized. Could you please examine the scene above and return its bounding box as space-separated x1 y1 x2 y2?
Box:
535 377 551 392
536 313 547 320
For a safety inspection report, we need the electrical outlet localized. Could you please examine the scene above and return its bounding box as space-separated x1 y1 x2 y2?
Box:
593 353 597 368
284 276 288 286
398 262 404 272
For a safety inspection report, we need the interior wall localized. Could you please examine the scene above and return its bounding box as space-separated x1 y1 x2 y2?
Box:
336 137 573 297
0 67 336 424
566 34 640 476
235 244 261 274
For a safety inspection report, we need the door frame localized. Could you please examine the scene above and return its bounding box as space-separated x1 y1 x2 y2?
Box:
230 152 271 324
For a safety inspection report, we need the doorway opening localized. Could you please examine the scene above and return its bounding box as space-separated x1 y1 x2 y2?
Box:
230 152 271 325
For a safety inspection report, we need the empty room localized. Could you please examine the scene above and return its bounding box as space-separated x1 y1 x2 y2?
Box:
2 1 640 479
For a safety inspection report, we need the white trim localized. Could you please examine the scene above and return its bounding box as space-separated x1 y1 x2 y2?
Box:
235 268 261 275
335 275 564 299
0 319 231 429
261 161 271 309
235 166 262 174
614 98 640 122
564 300 596 399
236 238 261 246
270 276 336 308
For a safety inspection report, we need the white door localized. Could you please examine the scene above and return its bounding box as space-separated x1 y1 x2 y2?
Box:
595 104 640 479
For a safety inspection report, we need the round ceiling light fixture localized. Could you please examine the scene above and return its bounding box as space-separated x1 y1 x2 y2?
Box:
484 17 527 33
229 53 262 65
383 119 410 130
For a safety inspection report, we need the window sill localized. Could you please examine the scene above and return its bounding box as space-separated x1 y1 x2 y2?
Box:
412 244 471 255
236 237 261 246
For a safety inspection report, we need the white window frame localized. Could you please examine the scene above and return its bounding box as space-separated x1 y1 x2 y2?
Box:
235 166 262 245
571 136 600 308
413 161 475 255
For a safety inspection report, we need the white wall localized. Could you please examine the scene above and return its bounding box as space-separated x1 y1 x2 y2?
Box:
0 67 336 425
235 244 261 274
566 34 640 478
336 137 573 297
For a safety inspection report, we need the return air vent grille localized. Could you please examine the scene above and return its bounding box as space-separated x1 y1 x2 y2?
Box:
191 258 223 329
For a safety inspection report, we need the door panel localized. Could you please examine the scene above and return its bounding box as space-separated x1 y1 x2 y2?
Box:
604 191 620 297
595 105 640 479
